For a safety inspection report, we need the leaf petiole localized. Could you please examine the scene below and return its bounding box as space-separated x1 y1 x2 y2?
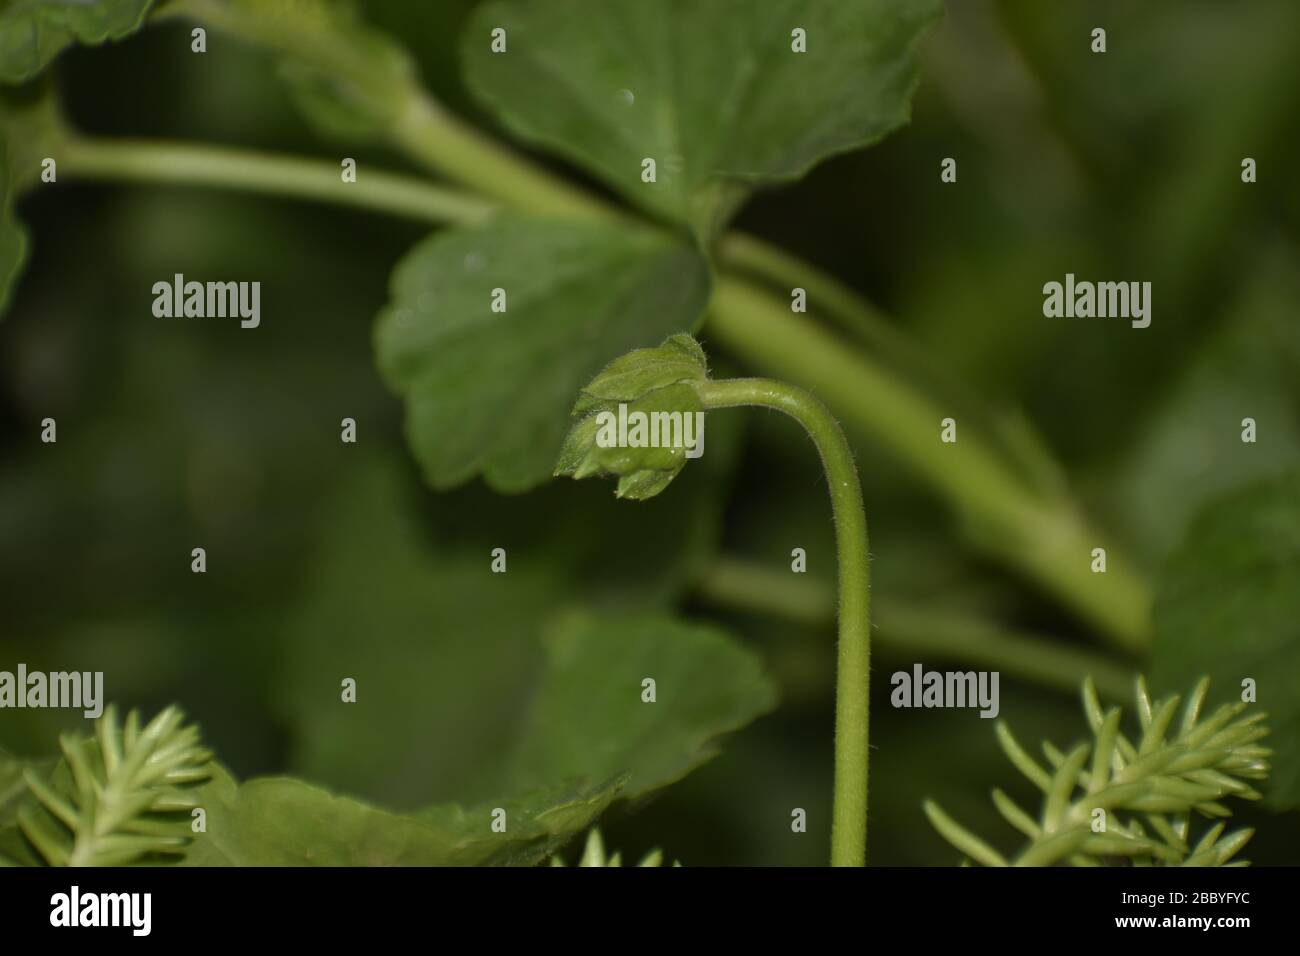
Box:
57 137 494 226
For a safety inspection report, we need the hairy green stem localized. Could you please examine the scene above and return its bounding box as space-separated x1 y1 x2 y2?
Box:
694 557 1133 701
57 138 495 225
696 379 870 867
708 278 1150 652
717 231 1072 500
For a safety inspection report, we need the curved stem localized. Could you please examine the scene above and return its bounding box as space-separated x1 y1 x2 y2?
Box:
697 378 870 867
57 138 494 226
717 231 1072 500
708 277 1151 652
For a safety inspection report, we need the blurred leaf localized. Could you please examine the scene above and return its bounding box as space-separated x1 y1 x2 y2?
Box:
463 0 942 237
277 457 556 807
509 610 778 801
0 82 63 316
270 0 417 141
0 0 155 83
279 450 748 808
192 576 774 865
374 217 710 492
183 766 623 866
1151 472 1300 809
1114 253 1300 559
0 148 22 313
365 0 485 118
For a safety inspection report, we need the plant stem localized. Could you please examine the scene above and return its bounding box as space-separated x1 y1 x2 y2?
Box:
708 277 1151 652
164 0 616 223
693 556 1133 701
389 94 620 223
717 231 929 382
696 378 870 867
57 138 495 226
717 231 1072 500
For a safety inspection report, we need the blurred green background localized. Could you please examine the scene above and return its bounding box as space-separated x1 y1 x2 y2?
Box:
2 0 1299 864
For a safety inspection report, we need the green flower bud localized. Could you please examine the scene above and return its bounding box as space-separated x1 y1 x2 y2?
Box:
555 334 709 500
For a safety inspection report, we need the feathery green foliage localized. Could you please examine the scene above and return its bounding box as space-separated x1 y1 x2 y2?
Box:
16 705 213 867
549 828 680 868
925 676 1270 866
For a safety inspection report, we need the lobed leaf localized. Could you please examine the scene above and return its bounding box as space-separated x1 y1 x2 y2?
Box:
374 217 710 492
464 0 943 237
182 766 624 866
0 0 156 83
183 601 774 866
508 609 778 800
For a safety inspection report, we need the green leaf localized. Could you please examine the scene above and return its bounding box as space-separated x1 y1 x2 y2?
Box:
0 82 62 316
171 0 417 141
1151 472 1300 809
189 606 774 866
0 0 156 83
463 0 942 236
270 1 417 141
277 452 754 810
0 147 23 314
1114 254 1300 560
374 217 711 492
509 610 778 801
183 766 624 866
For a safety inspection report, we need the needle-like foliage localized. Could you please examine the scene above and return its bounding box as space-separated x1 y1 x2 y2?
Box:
549 828 680 867
925 676 1270 866
17 705 213 867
